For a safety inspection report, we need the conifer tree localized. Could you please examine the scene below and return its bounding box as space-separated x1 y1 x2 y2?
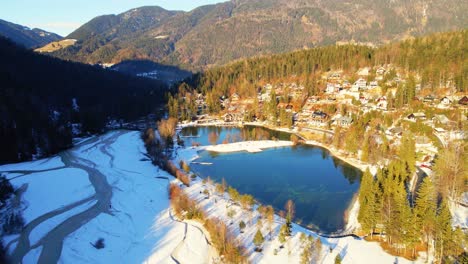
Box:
434 199 455 263
358 169 377 236
253 229 265 250
414 177 437 257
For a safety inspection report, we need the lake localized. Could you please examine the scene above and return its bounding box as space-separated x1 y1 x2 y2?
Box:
180 126 362 233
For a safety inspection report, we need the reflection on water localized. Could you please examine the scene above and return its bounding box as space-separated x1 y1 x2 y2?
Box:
182 126 362 233
179 125 290 147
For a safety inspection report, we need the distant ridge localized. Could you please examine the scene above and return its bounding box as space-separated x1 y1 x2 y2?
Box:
0 19 62 48
47 0 467 69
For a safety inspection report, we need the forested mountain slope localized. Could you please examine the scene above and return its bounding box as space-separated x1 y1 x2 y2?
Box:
0 37 168 164
49 0 467 69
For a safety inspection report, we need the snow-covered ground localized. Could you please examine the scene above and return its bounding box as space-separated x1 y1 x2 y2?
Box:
450 192 468 229
205 140 293 153
2 131 210 264
10 168 94 224
179 179 423 264
1 129 432 264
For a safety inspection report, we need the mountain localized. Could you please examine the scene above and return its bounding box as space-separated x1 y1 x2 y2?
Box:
0 36 168 164
0 19 62 48
48 0 467 69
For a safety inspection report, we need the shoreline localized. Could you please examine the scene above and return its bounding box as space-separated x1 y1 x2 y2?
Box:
176 120 373 234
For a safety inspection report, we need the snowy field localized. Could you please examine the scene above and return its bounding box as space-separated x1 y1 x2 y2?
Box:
1 130 433 263
2 131 210 264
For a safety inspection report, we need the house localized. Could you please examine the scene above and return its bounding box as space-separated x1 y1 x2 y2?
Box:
359 95 369 105
312 111 328 120
423 95 436 103
369 81 379 88
376 67 386 75
357 67 370 77
337 116 353 127
223 113 234 122
352 78 367 91
376 96 388 110
407 112 426 121
459 96 468 106
440 96 452 105
433 114 450 125
386 127 403 138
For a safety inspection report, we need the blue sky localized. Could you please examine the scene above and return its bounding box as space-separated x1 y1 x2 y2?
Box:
0 0 227 36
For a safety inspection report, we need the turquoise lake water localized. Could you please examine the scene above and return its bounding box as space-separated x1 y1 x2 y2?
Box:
180 126 362 232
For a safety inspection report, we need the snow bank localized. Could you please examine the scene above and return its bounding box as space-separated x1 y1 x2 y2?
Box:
205 140 293 153
10 168 94 223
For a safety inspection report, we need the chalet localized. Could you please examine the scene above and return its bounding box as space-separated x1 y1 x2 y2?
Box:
407 112 426 121
376 67 386 75
386 127 403 138
328 72 341 80
351 78 367 91
311 111 328 126
357 67 370 77
223 113 234 122
337 116 353 127
458 96 468 106
423 95 436 103
312 111 328 120
440 96 452 105
369 81 379 88
359 95 369 105
376 96 388 110
433 114 450 125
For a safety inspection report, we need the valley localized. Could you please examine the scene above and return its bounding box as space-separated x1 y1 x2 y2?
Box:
0 1 466 263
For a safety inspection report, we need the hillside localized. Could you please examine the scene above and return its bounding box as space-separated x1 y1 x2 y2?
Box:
48 0 468 69
0 19 61 48
0 37 168 164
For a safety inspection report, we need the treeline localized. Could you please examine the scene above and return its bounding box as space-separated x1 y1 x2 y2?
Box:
0 36 169 164
358 141 467 262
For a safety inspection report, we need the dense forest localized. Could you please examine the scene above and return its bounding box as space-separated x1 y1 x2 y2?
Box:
0 37 169 164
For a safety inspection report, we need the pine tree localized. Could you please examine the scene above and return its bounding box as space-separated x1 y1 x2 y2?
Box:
434 199 455 263
414 177 437 257
358 169 377 236
335 254 342 264
398 132 416 179
253 229 265 250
